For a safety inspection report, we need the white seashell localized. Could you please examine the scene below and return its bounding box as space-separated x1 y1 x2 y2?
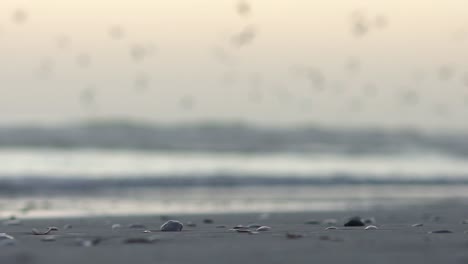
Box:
112 224 122 230
325 226 338 230
256 226 271 232
365 225 378 230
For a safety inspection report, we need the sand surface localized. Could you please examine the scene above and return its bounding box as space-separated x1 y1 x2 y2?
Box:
2 199 468 264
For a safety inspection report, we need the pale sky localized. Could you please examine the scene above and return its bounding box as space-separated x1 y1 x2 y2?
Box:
0 0 467 131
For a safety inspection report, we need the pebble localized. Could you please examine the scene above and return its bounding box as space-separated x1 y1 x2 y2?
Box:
286 232 303 239
123 236 159 244
344 216 365 227
160 220 184 232
247 224 262 228
412 223 424 227
365 225 378 230
203 219 214 224
186 221 197 227
235 229 257 234
256 226 271 232
326 226 338 230
429 230 453 234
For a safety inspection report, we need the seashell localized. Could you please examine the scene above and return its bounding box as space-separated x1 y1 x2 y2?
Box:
235 229 257 234
0 234 16 247
365 225 378 230
76 237 102 247
160 220 183 232
0 233 15 241
326 226 338 230
412 223 424 227
256 226 271 232
112 224 122 230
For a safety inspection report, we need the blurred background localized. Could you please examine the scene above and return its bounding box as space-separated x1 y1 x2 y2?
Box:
0 0 467 218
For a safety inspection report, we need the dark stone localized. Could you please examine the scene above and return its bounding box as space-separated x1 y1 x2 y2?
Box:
344 216 365 227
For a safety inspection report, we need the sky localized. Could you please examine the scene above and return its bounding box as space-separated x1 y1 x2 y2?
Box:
0 0 467 132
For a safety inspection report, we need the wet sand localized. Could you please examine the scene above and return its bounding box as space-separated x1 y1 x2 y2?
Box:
2 199 468 264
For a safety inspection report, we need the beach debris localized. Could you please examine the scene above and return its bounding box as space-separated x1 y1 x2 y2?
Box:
143 230 152 233
186 221 197 227
344 216 365 227
256 226 271 232
128 223 147 229
304 219 321 225
365 225 378 230
112 224 122 230
232 225 248 230
203 219 214 224
160 220 184 232
63 224 73 230
247 223 262 228
76 237 102 247
32 227 58 235
286 232 303 239
429 230 453 234
41 236 56 242
123 236 159 244
0 233 16 247
412 223 424 227
326 226 338 230
323 219 338 225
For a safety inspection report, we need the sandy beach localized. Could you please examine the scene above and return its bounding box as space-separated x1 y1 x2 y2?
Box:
2 199 468 264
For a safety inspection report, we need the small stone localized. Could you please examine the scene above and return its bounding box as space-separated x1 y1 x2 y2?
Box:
143 230 152 233
344 216 365 227
256 226 271 232
232 225 248 230
429 230 452 234
123 236 159 244
0 233 16 247
412 223 424 227
326 226 338 230
186 221 197 227
286 232 303 239
235 229 257 234
247 223 262 228
203 219 214 224
365 225 378 230
304 219 321 225
160 220 183 232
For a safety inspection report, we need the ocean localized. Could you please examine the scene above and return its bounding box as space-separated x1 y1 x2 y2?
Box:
1 122 468 218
